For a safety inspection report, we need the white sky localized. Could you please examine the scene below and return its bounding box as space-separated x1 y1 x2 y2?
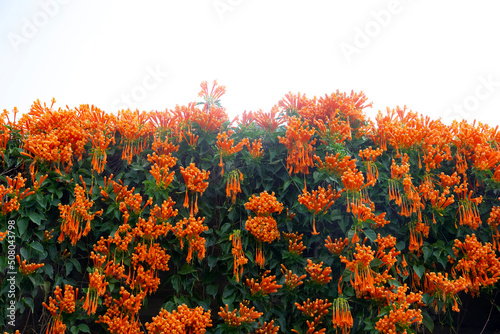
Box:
1 0 500 127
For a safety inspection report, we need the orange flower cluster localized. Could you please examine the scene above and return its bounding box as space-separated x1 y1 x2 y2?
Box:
42 285 79 334
230 230 248 282
298 184 343 235
305 259 332 285
314 152 357 178
16 255 44 275
278 91 310 114
246 270 282 296
281 264 306 290
245 191 283 267
0 230 7 242
58 178 103 245
295 298 332 324
226 169 243 204
145 304 212 334
198 81 226 110
173 215 209 263
424 272 468 313
325 236 349 255
341 168 372 213
0 108 14 163
332 297 353 334
340 243 375 297
29 164 48 192
218 301 263 327
251 320 280 334
374 285 423 334
298 90 370 129
487 202 500 250
83 269 109 315
253 106 286 133
279 116 317 175
314 116 352 147
454 180 483 229
245 138 264 159
451 234 500 296
147 152 177 189
283 231 306 255
245 191 284 217
115 109 153 164
0 173 34 215
216 130 246 176
19 99 89 171
82 105 116 174
180 163 210 215
97 287 145 333
388 155 424 219
358 146 383 184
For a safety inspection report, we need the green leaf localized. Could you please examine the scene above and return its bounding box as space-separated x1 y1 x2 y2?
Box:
206 284 218 297
171 275 181 293
22 297 34 311
178 264 196 275
207 255 218 271
65 261 73 276
28 212 42 225
413 265 425 279
30 241 45 254
422 310 434 333
17 217 29 237
78 324 90 333
363 229 376 242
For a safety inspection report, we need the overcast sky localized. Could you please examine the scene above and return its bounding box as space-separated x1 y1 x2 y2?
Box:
1 1 500 127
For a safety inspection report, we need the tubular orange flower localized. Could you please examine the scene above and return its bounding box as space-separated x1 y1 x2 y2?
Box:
147 152 177 189
278 116 317 175
325 236 349 255
281 264 307 290
246 270 282 296
115 109 153 164
245 191 284 217
1 173 34 215
42 285 79 334
314 152 357 178
358 146 383 185
454 180 482 229
218 301 263 327
251 320 280 334
216 130 246 176
230 230 248 282
283 231 306 255
58 178 103 245
146 304 212 334
452 234 500 296
83 269 109 315
180 163 210 215
374 285 423 334
245 138 264 159
340 243 376 297
424 272 468 313
16 255 44 275
226 169 243 204
332 297 353 334
296 298 332 324
298 184 343 235
305 259 332 285
173 215 209 263
254 106 286 133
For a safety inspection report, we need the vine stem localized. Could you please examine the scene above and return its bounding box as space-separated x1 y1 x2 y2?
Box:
479 290 498 334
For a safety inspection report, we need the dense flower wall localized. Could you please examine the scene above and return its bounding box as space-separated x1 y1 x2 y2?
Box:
1 81 500 333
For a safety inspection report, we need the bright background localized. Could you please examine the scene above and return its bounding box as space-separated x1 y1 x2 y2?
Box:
1 0 500 126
